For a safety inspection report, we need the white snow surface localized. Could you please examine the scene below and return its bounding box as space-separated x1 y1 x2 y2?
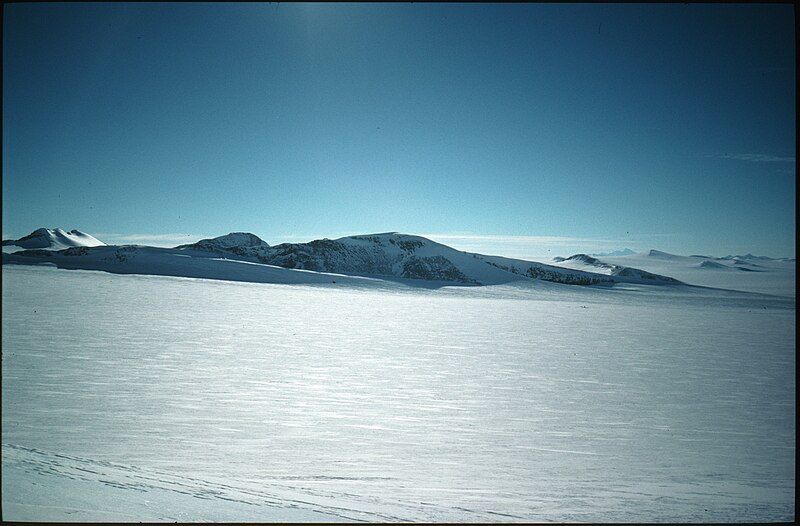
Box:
2 228 105 251
2 265 795 522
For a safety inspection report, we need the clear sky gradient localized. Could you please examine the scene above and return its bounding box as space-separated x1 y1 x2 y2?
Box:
3 3 795 258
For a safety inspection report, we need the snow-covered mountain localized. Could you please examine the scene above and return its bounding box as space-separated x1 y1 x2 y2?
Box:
551 249 795 297
2 228 105 251
699 260 730 270
6 229 792 294
541 253 682 283
186 232 270 253
176 232 685 286
4 230 682 288
179 232 509 284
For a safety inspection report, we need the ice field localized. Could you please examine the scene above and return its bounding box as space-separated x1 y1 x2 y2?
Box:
2 265 795 521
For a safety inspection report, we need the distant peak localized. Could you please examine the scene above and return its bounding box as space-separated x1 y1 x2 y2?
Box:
699 260 728 269
646 249 678 258
185 232 269 249
565 254 600 264
5 227 105 249
736 253 773 260
212 232 268 247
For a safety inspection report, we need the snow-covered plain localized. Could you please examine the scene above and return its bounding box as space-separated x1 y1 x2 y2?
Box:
2 265 795 522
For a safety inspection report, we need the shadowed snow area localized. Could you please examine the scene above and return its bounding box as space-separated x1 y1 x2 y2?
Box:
2 265 795 522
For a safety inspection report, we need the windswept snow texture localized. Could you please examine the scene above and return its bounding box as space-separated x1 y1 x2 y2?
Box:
2 228 105 252
2 265 795 522
550 251 796 298
4 231 681 288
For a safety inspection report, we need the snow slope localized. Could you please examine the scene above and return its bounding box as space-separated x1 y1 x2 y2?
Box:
2 228 105 251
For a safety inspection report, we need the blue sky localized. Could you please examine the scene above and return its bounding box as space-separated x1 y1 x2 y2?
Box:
3 3 795 258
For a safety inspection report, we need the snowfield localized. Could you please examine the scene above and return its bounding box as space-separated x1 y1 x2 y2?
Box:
1 264 795 522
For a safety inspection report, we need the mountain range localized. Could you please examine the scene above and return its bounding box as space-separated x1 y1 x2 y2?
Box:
3 228 682 288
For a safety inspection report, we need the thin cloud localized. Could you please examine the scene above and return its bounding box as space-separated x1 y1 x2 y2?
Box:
713 153 795 163
94 233 212 247
419 233 639 260
419 233 625 246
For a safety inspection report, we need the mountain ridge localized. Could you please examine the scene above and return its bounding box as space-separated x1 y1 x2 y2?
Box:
4 229 683 288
